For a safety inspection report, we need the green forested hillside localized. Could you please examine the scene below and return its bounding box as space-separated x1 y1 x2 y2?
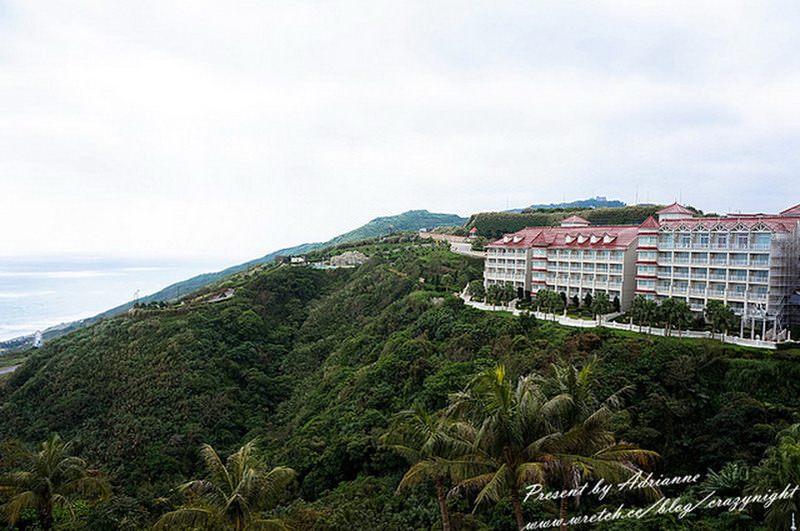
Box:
91 210 467 320
468 206 663 239
1 238 799 529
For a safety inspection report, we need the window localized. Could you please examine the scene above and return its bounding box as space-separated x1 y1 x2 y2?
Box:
736 233 749 248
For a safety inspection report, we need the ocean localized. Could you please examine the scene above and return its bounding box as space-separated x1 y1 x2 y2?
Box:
0 256 225 342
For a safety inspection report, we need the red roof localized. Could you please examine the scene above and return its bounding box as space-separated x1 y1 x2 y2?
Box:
658 216 799 233
487 225 639 250
639 216 660 230
780 203 800 216
561 215 590 225
656 202 694 215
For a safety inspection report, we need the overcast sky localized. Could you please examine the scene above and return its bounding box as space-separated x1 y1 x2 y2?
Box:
2 1 800 263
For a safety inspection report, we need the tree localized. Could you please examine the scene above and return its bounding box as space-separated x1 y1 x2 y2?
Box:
571 295 580 309
468 280 485 302
612 295 621 313
381 405 470 531
154 441 295 531
590 292 612 319
629 296 658 333
535 289 564 318
705 300 737 339
0 433 111 529
660 298 692 337
446 366 567 530
583 293 593 311
750 424 800 528
500 282 516 305
486 284 503 308
447 365 655 531
544 358 656 529
471 236 487 251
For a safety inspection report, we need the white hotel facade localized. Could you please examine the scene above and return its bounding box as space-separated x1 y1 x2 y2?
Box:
484 203 800 337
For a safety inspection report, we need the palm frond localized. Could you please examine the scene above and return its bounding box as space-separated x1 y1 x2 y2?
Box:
199 443 234 495
153 507 213 530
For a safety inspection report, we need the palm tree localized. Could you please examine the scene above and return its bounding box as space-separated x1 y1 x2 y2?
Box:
544 359 657 529
750 424 800 529
381 404 472 531
446 366 569 530
448 365 656 531
590 292 612 322
660 298 692 337
705 300 736 339
0 433 111 529
155 440 295 531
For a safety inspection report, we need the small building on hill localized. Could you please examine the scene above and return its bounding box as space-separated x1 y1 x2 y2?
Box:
330 250 368 268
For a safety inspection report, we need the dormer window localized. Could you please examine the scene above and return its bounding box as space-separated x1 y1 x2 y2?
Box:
513 236 522 243
503 236 510 243
565 235 575 244
603 234 616 244
577 235 587 244
590 235 600 244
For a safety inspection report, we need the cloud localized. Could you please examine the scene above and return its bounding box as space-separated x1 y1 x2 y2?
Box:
1 1 799 259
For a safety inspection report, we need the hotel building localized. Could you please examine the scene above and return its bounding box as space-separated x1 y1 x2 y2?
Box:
635 203 800 335
484 215 640 309
484 203 800 336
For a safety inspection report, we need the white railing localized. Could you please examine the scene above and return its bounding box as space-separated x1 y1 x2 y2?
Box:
461 298 778 349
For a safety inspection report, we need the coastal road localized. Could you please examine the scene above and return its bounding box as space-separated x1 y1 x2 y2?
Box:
0 365 18 375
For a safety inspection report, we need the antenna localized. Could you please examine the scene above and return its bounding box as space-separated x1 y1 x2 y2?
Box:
635 185 639 205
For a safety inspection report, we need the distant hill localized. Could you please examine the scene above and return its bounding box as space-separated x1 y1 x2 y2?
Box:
506 196 626 212
469 204 661 240
93 210 466 317
0 210 461 344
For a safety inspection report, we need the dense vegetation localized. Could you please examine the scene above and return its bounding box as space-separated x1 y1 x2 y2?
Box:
467 206 662 240
1 239 800 529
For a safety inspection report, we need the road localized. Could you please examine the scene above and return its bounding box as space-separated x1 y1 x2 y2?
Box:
0 365 18 375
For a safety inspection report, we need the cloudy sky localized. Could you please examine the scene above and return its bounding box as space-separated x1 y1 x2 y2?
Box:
2 1 800 263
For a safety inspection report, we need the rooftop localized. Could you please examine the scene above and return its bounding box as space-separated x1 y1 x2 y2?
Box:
488 225 639 250
656 202 694 215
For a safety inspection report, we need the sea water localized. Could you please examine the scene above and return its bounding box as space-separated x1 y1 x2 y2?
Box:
0 256 223 342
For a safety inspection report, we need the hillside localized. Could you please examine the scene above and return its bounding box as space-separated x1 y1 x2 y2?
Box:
509 196 626 212
469 205 663 239
97 210 466 317
0 210 468 352
2 236 800 529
